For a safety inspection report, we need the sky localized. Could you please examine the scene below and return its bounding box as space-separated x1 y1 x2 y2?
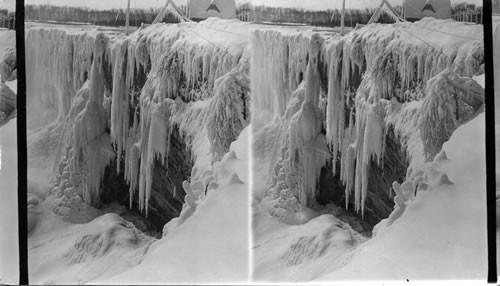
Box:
21 0 482 11
0 0 15 11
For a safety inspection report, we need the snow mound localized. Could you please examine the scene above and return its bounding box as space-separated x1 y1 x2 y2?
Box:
282 215 353 266
29 211 153 284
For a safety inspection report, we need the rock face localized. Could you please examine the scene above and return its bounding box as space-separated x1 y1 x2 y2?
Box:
0 47 16 83
0 83 15 126
317 127 408 233
101 126 193 232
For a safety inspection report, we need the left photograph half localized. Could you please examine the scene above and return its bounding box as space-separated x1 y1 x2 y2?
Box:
0 0 18 284
25 0 251 284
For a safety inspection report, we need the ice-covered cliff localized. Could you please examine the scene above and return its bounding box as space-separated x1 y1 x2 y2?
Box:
252 18 485 280
252 18 484 225
26 19 251 283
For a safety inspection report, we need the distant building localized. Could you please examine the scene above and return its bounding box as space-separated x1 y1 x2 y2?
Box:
187 0 236 21
403 0 451 21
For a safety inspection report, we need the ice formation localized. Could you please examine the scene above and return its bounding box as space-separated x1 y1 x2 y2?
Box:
26 19 250 217
252 19 484 218
0 47 16 83
0 83 16 127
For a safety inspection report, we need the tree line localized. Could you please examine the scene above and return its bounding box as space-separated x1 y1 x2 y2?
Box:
24 2 483 28
25 4 180 26
250 3 483 27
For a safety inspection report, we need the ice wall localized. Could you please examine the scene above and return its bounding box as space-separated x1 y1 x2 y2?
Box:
26 19 250 219
252 19 484 219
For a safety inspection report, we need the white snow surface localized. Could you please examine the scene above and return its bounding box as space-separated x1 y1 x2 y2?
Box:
319 112 487 280
0 28 17 285
102 126 250 284
0 118 18 285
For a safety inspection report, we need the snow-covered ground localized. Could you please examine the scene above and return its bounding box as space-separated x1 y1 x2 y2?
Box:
0 117 18 285
0 27 17 285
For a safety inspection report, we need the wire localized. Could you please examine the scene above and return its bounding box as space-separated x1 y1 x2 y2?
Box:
414 25 481 41
392 24 450 59
367 0 481 41
178 23 229 53
195 22 248 38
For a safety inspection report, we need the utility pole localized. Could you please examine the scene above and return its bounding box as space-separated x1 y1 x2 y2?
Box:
341 0 345 35
126 0 130 35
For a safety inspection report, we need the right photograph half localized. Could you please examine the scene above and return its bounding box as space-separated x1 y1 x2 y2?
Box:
251 0 487 281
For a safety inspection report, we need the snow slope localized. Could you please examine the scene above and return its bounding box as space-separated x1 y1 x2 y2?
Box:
103 127 250 284
0 118 18 285
319 111 487 280
0 28 17 285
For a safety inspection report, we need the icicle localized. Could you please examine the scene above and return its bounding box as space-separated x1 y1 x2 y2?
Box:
110 40 130 174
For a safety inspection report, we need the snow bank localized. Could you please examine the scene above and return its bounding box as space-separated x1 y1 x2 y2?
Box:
101 126 250 284
318 112 487 280
0 118 18 285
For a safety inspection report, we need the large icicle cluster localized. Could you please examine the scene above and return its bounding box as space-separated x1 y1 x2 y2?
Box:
27 19 250 218
25 27 116 220
109 19 250 213
26 27 104 130
252 18 484 219
37 32 117 222
72 33 115 205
